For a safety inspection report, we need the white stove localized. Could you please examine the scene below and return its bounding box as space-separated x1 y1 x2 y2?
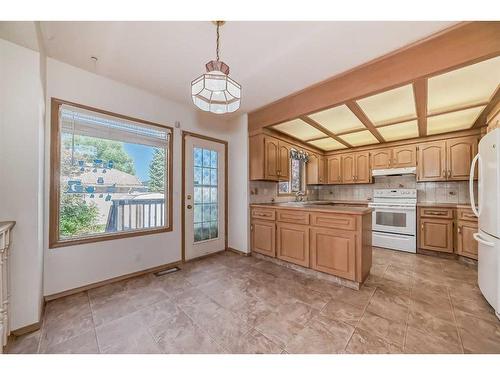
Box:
369 189 417 253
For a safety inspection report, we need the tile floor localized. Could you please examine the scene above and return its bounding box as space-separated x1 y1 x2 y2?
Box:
6 248 500 354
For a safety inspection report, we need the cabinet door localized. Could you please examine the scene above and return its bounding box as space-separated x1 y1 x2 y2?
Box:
341 154 355 184
251 219 276 257
457 221 478 260
447 136 478 181
355 152 371 184
417 141 447 182
419 218 453 253
327 156 342 184
371 149 392 170
278 141 291 181
392 145 416 168
318 156 326 184
276 223 309 267
310 227 356 280
264 137 280 180
306 153 320 185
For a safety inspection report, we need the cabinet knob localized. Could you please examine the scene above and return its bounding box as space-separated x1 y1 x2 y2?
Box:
458 226 461 234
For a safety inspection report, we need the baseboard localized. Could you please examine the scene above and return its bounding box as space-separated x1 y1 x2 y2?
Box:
227 247 251 256
44 260 182 301
11 321 41 337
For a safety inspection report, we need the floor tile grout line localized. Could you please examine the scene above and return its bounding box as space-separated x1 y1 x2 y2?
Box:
86 291 101 354
447 286 465 354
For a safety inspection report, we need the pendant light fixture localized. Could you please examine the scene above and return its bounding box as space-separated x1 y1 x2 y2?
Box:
191 21 241 114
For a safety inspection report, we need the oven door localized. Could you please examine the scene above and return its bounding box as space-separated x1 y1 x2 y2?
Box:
371 205 416 236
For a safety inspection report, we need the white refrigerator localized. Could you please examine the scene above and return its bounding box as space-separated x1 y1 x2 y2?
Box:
470 128 500 320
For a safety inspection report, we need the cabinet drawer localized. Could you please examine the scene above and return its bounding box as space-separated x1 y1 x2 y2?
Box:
419 207 454 219
277 209 310 225
310 212 356 230
457 208 478 222
251 208 276 221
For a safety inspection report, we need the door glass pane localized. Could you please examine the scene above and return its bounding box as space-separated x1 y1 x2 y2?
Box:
193 147 219 242
376 212 407 227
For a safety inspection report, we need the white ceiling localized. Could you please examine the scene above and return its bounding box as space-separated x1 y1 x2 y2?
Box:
32 22 456 114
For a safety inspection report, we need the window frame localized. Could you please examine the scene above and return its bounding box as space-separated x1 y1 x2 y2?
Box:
277 157 307 196
49 98 173 249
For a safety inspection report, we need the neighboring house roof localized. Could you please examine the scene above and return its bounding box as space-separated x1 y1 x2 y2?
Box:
63 168 143 187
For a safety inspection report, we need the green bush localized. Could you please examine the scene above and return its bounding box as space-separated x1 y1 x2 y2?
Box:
60 194 101 237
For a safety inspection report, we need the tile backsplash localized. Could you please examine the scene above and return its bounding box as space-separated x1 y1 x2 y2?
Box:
249 175 477 205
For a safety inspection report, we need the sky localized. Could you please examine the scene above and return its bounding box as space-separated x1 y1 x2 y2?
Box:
124 143 154 182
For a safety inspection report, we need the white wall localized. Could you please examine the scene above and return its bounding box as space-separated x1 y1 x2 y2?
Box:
0 38 45 330
44 58 249 295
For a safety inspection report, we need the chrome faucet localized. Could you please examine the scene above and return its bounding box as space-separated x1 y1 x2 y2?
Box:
295 191 305 202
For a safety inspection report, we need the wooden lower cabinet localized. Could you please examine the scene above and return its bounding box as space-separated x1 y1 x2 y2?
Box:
419 218 454 253
276 223 309 267
251 219 276 257
457 221 478 260
310 227 356 280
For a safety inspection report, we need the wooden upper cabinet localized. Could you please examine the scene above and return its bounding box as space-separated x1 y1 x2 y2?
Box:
327 155 342 184
341 154 355 184
417 140 447 182
278 140 291 181
263 136 280 181
446 136 478 181
354 152 371 184
371 149 392 170
392 145 416 168
306 153 325 185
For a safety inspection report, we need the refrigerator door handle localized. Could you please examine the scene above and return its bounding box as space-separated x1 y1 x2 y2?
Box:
469 153 481 218
473 232 495 247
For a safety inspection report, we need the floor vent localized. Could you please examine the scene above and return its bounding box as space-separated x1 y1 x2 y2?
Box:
154 267 180 277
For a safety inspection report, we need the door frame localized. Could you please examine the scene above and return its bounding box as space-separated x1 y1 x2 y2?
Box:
181 131 228 262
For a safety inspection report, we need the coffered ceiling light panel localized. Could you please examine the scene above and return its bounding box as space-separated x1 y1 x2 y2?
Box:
427 106 486 135
338 130 379 147
428 56 500 114
377 120 419 142
307 137 347 151
308 105 365 134
356 84 416 126
271 119 325 141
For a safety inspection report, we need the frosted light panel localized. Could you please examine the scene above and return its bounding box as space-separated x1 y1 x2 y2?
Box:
356 84 416 125
307 137 347 151
428 57 500 113
339 130 378 146
377 120 419 142
427 106 485 135
272 119 325 141
308 105 365 134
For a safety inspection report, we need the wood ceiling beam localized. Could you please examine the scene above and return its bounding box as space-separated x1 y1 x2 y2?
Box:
413 79 428 137
249 22 500 131
299 116 353 148
472 87 500 128
345 102 385 143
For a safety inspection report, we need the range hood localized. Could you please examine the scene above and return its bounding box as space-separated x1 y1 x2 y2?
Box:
372 167 417 177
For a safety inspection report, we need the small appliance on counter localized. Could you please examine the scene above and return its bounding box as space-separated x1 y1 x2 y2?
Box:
470 128 500 320
369 188 417 253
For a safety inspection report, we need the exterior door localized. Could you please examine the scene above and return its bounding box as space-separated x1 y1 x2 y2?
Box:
185 135 226 260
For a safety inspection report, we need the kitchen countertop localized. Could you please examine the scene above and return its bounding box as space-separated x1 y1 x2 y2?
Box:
417 202 475 209
250 202 373 214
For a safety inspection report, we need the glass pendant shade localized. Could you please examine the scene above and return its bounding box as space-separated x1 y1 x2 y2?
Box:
191 60 241 114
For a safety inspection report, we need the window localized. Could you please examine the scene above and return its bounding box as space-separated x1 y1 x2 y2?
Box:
49 99 173 248
278 158 305 195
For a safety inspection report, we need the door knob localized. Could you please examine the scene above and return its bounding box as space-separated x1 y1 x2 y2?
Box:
187 205 192 209
187 194 192 200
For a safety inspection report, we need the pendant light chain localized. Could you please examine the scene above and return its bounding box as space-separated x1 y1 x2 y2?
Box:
216 22 220 61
